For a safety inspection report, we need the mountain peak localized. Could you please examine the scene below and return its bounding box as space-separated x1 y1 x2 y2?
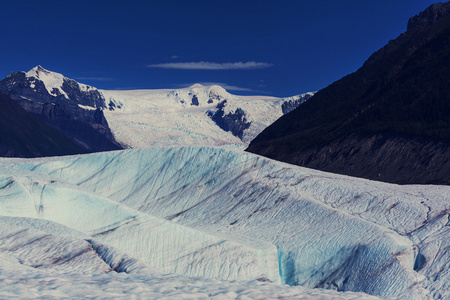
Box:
26 65 53 77
247 1 450 185
182 84 230 100
35 65 46 71
363 1 450 68
0 66 106 109
187 83 228 93
25 66 66 84
189 83 205 89
24 66 67 98
407 1 450 33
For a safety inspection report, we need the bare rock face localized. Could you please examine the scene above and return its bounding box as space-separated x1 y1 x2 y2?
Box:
247 2 450 185
282 133 450 185
0 92 86 157
207 100 252 140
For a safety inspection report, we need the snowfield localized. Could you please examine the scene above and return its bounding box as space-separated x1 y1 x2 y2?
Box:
101 85 313 148
0 147 448 299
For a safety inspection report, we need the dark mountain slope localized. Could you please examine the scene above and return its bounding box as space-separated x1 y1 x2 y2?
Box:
247 2 450 185
0 93 86 157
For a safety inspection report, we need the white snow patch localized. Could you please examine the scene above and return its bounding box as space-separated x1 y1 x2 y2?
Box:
25 66 69 99
78 104 96 111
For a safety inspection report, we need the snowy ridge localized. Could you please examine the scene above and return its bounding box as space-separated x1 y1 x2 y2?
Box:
25 65 69 98
78 104 96 110
102 85 313 148
1 147 448 299
24 65 97 100
17 65 106 109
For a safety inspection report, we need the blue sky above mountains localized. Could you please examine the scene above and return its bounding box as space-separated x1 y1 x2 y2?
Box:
0 0 438 96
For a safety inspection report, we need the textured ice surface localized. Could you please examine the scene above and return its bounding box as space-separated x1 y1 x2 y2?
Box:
0 216 381 299
1 147 449 299
0 258 382 299
0 221 110 274
0 169 279 282
0 219 380 299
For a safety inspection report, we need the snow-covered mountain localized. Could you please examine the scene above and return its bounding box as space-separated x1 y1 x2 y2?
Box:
102 85 313 148
0 66 312 154
0 66 122 153
1 65 105 109
0 147 448 299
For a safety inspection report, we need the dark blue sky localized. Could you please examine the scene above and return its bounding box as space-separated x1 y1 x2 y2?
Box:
0 0 439 96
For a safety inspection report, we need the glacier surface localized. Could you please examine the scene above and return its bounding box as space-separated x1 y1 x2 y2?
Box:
0 147 448 299
0 168 279 283
0 218 385 299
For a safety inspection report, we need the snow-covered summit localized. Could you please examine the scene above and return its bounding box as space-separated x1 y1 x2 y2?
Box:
0 66 122 152
25 65 64 81
0 65 105 109
25 65 68 98
23 65 100 104
166 83 230 107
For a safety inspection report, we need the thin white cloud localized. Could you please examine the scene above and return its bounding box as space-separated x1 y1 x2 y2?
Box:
147 61 273 70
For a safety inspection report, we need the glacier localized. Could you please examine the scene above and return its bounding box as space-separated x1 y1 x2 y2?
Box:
0 169 279 283
0 218 385 299
1 147 448 299
101 85 313 148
